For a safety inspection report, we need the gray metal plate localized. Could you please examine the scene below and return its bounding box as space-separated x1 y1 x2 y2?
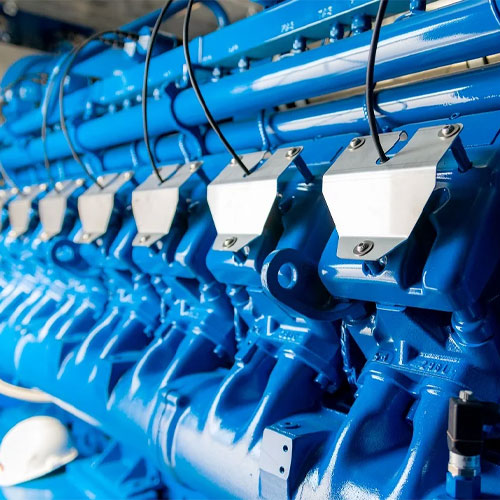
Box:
207 147 302 252
8 184 48 238
39 179 85 241
322 125 463 261
76 172 133 244
131 162 200 247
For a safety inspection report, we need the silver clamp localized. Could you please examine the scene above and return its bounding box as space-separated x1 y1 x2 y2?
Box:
131 162 201 247
207 147 303 252
322 124 464 261
39 179 85 241
8 184 48 238
76 172 133 244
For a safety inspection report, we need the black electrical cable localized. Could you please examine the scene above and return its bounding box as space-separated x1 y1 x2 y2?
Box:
183 0 250 175
41 59 69 191
142 0 176 184
59 30 137 189
366 0 389 163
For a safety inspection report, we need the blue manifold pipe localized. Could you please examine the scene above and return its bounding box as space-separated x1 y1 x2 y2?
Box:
0 0 500 498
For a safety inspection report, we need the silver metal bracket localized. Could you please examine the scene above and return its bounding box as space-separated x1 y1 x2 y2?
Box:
207 147 303 252
0 189 14 231
322 124 464 261
76 171 133 244
8 184 48 238
131 162 201 247
39 179 85 241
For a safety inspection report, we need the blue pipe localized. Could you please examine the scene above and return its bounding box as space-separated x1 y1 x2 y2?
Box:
2 0 500 174
9 60 500 186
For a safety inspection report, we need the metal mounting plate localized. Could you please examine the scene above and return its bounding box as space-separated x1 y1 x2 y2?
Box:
322 125 463 261
39 179 85 241
76 172 133 244
131 162 200 247
207 147 302 252
8 184 48 238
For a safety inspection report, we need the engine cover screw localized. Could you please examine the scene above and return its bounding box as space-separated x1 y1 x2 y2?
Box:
353 240 374 256
223 236 237 249
438 124 459 139
349 137 365 150
286 147 301 158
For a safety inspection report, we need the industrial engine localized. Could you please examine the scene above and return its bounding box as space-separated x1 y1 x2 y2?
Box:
0 0 499 498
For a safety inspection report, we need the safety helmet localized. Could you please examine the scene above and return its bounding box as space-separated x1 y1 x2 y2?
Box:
0 416 78 487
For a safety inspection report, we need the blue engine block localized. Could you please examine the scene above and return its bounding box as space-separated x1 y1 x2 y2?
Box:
0 0 500 498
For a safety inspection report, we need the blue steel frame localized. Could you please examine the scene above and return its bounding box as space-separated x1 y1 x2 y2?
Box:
0 0 499 498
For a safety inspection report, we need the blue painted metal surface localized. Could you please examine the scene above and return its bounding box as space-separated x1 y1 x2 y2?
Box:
0 0 500 498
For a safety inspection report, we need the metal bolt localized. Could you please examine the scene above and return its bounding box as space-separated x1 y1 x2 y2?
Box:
97 176 104 184
55 182 64 191
438 124 459 139
40 183 47 191
23 186 31 194
230 157 237 165
10 188 18 195
190 162 198 172
459 390 474 402
353 240 374 256
123 172 132 180
41 232 48 240
223 236 237 249
82 233 90 241
139 235 150 244
349 137 365 150
76 178 85 187
286 147 301 159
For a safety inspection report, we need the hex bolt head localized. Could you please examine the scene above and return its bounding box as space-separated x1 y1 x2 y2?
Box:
139 235 150 244
353 240 374 256
82 233 90 241
349 137 365 150
223 236 237 249
459 390 474 402
190 162 198 172
439 124 459 139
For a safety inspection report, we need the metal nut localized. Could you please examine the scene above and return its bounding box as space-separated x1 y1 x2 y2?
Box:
353 240 374 256
459 389 474 402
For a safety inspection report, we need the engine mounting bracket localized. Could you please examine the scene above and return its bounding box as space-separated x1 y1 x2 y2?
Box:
8 183 48 238
131 162 202 247
39 179 85 241
322 124 464 261
207 147 303 252
76 171 133 244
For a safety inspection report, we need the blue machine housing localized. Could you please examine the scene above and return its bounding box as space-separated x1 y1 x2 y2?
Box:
0 0 500 498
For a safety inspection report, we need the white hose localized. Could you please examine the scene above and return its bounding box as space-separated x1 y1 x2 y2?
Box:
0 378 52 403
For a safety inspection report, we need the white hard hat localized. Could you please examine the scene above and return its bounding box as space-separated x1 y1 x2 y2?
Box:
0 416 78 486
